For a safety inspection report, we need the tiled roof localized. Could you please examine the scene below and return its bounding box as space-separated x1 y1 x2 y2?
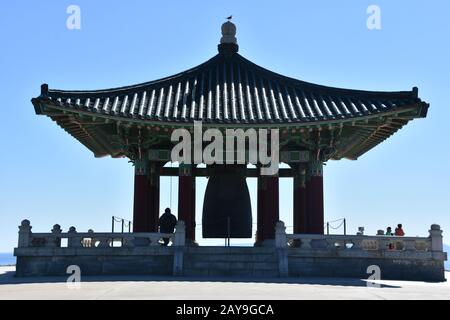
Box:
31 21 429 161
32 52 428 126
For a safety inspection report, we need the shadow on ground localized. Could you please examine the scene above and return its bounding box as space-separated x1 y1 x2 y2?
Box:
0 268 400 288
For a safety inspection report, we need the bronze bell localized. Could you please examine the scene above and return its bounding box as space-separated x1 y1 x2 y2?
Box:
202 165 252 238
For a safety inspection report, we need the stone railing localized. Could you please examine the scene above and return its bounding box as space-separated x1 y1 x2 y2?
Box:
274 221 446 279
17 219 186 248
16 220 186 276
275 221 443 253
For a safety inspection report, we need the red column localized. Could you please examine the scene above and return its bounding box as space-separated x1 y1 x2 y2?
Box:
307 160 324 234
293 166 308 234
257 175 279 244
133 160 150 232
132 160 160 232
148 162 160 232
133 175 150 232
256 176 266 244
178 165 196 242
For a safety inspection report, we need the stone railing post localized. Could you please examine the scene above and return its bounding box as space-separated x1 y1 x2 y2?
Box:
275 221 287 248
275 221 289 277
173 220 185 276
121 235 132 248
68 226 82 248
429 224 443 252
49 224 62 248
18 219 32 248
86 229 95 247
174 220 186 247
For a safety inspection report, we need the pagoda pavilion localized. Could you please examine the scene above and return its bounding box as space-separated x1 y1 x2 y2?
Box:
31 21 429 246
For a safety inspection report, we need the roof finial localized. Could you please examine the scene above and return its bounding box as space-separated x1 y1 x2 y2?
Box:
220 18 237 45
218 18 238 54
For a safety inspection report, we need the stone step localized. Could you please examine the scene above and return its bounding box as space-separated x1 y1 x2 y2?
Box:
184 261 278 270
184 254 278 263
184 246 277 255
183 268 279 277
182 247 280 277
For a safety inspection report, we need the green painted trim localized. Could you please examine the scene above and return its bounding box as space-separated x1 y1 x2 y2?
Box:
148 149 171 161
134 158 148 175
308 159 323 177
40 102 421 130
280 150 310 163
39 102 423 161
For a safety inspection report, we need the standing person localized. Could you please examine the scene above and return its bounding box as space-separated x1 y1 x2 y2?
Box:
158 208 177 246
395 224 405 236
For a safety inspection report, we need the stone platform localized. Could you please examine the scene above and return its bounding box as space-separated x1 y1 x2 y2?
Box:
15 245 447 281
13 221 447 282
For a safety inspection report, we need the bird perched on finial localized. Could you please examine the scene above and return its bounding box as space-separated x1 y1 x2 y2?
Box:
226 15 232 20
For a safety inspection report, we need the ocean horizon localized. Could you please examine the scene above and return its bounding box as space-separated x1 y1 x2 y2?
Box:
0 253 15 266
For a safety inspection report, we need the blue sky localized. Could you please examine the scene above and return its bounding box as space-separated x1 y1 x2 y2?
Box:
0 1 449 252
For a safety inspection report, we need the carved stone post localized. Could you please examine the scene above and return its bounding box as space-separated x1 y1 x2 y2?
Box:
49 224 62 248
18 219 32 248
429 224 443 252
173 220 186 247
68 226 82 248
275 221 287 248
275 221 289 277
173 220 185 276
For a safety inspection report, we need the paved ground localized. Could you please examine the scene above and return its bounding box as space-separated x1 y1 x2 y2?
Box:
0 266 449 300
